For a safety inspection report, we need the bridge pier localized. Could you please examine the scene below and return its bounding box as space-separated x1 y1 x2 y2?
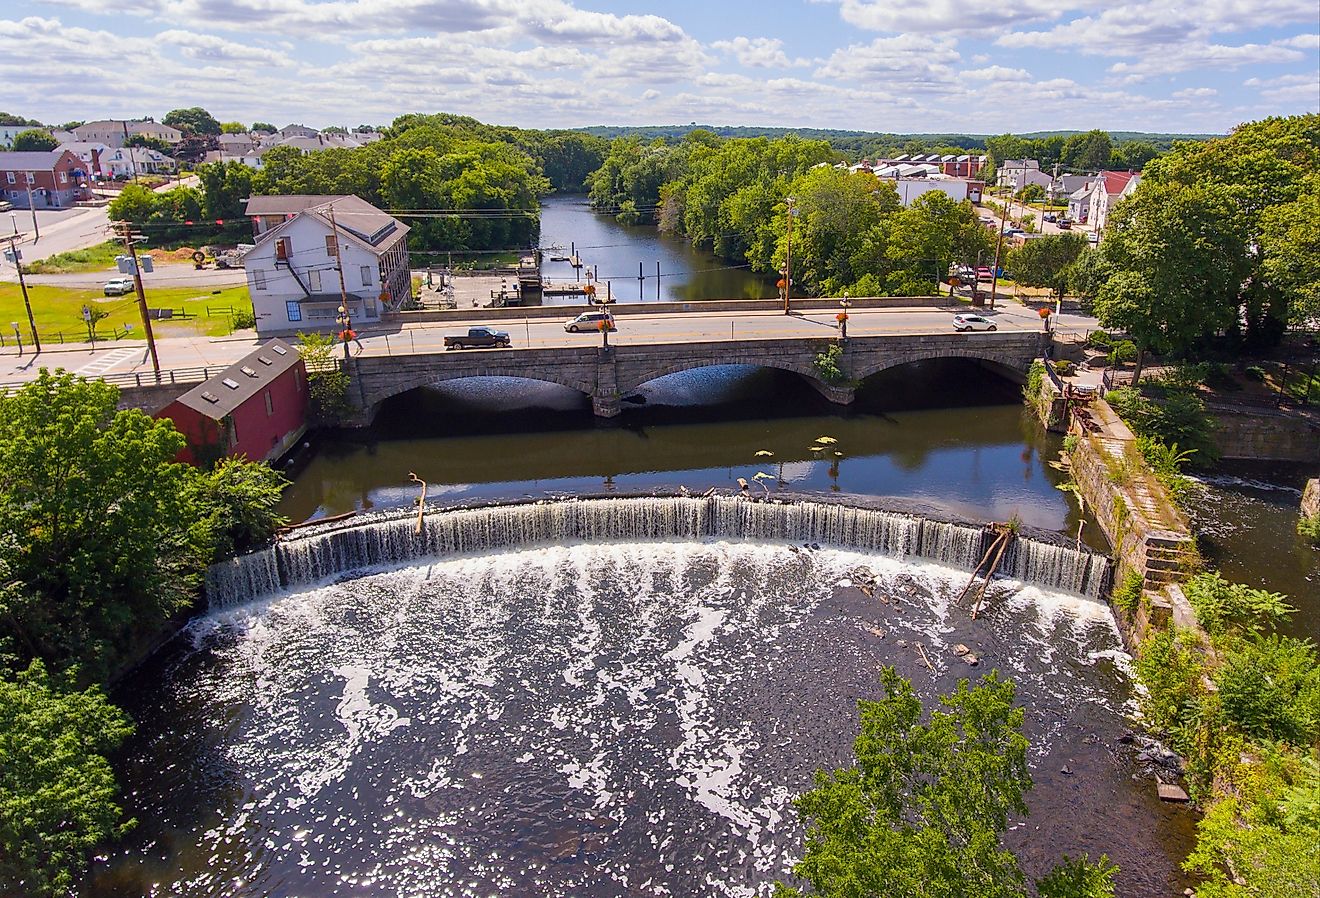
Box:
804 379 855 406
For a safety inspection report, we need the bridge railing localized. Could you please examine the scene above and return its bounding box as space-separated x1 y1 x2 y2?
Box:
0 365 220 393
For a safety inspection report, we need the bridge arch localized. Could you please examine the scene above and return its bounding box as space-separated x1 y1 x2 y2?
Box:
617 358 832 397
359 367 596 412
852 349 1032 385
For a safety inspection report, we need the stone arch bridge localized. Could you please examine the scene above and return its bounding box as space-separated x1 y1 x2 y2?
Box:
346 331 1046 424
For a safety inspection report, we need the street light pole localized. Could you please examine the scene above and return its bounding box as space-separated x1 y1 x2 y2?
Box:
328 203 354 362
119 222 160 375
24 181 39 241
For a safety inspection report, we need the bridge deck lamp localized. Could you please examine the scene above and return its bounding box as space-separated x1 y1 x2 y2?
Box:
838 291 850 342
782 196 797 315
336 304 354 361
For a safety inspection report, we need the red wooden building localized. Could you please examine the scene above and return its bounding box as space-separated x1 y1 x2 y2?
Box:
158 338 309 465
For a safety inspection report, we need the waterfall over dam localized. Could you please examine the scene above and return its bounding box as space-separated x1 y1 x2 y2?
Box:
205 496 1110 608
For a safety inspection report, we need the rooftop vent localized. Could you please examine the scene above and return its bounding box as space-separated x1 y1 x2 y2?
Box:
222 378 241 390
200 391 220 403
241 366 258 378
271 345 288 355
257 356 273 366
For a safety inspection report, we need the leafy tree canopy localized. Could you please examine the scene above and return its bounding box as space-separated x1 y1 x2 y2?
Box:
123 133 173 153
162 106 220 136
0 660 133 898
12 129 58 152
776 666 1116 898
0 112 42 127
251 121 276 133
219 121 248 134
1007 234 1088 300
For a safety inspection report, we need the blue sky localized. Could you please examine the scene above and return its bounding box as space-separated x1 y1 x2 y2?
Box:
4 0 1317 133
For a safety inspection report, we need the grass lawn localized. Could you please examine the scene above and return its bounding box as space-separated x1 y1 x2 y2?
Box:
0 282 254 344
25 241 124 274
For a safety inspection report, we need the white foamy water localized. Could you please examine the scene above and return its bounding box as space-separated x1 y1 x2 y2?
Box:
106 540 1133 897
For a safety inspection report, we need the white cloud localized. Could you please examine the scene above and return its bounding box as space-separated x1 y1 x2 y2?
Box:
710 36 804 68
156 29 291 65
1172 87 1218 98
814 34 960 86
829 0 1085 35
960 65 1032 82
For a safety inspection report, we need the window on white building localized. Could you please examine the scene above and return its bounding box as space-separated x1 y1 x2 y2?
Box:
252 269 266 290
360 265 373 286
286 301 302 322
309 269 322 292
325 235 337 257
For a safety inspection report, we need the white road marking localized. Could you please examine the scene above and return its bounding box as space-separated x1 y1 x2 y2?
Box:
74 345 141 375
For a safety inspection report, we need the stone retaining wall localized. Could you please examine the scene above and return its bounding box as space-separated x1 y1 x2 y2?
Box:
1210 403 1320 462
1303 479 1320 519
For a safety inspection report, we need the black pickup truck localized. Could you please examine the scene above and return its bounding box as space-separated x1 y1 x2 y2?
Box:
444 326 511 350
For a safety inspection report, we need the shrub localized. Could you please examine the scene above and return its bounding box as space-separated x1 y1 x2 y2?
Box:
1214 635 1320 744
812 343 847 385
1245 365 1267 382
1112 570 1144 615
1053 359 1073 376
232 309 256 330
1136 437 1197 505
1184 572 1296 637
1026 359 1045 396
1062 434 1079 454
1299 515 1320 545
1107 340 1137 366
1086 330 1113 349
1134 627 1206 733
1105 386 1219 466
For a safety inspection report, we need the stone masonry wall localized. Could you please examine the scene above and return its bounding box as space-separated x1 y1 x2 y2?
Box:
1210 404 1320 463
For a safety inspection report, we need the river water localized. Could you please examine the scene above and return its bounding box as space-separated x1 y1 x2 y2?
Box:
537 195 774 304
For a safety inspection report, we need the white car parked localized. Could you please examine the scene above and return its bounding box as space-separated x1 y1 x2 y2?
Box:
103 277 135 296
952 313 997 332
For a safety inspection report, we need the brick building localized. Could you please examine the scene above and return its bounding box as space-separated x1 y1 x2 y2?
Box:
0 150 88 208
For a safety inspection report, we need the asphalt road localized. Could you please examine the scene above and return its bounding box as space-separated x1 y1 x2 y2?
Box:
0 302 1096 386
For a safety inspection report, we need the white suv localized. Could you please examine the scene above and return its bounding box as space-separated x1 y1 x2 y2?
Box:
564 311 616 333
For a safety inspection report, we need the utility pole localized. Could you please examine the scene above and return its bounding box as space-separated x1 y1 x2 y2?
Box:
2 234 39 352
988 191 1009 310
782 196 796 314
118 222 160 375
328 204 353 362
24 181 39 241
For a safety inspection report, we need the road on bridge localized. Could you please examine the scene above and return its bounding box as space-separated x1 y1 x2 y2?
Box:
0 302 1087 386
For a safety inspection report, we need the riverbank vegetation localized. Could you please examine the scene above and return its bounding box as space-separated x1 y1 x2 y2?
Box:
777 666 1116 898
588 133 994 297
0 372 289 895
1131 575 1319 896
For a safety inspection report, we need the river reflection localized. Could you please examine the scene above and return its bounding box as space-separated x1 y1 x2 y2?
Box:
281 360 1089 544
537 194 774 304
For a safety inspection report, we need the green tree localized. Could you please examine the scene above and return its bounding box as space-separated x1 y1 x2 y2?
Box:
251 122 276 133
162 106 220 136
884 192 992 295
0 112 42 127
197 160 254 221
183 456 289 562
0 372 197 677
11 129 57 152
219 121 248 134
776 667 1116 898
1007 233 1088 301
1111 141 1158 171
1259 175 1320 328
1092 180 1247 380
123 133 172 153
1061 130 1113 171
0 660 133 898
